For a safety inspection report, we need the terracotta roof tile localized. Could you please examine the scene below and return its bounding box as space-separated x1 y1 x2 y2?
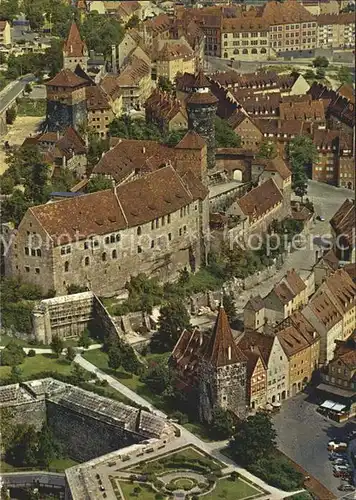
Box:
262 0 315 24
330 199 355 248
145 89 187 124
274 282 295 304
205 306 247 367
284 269 306 296
279 100 325 121
245 295 265 312
308 291 342 329
323 268 356 315
176 130 206 150
63 22 87 59
264 157 291 180
30 166 201 243
86 85 111 111
317 13 355 26
45 69 88 88
158 42 194 61
237 330 275 366
238 178 283 219
116 56 150 87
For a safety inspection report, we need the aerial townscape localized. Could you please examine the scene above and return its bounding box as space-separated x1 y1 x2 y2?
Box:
0 0 355 499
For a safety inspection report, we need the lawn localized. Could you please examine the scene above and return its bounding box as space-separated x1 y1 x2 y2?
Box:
204 477 262 500
118 481 157 500
0 457 78 473
0 353 72 380
0 334 78 348
17 98 46 116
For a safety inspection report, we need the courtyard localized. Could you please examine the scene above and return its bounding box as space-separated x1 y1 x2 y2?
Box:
111 446 266 500
273 393 356 497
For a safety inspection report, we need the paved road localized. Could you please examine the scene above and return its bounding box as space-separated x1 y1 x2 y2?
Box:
0 344 102 354
75 354 305 499
0 75 36 115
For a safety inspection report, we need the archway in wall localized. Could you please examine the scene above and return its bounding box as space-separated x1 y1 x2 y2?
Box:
233 169 242 181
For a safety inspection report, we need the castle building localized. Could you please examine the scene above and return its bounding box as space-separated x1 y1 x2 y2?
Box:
63 22 88 72
186 71 219 170
45 69 88 133
171 306 247 422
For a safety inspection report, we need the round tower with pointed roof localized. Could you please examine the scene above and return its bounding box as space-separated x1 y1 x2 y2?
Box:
187 71 218 170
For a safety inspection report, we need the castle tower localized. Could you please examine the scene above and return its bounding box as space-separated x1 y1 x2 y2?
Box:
45 69 88 132
63 22 88 72
199 305 247 423
186 71 218 170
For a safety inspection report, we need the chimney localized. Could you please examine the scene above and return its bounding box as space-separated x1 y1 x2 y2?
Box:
228 345 232 361
111 44 117 75
56 130 60 141
142 146 146 154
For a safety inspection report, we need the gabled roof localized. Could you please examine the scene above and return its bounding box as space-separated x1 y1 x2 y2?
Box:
63 22 87 58
238 330 275 366
284 269 306 296
45 69 88 88
264 157 291 180
86 85 111 111
176 130 206 150
330 199 355 247
245 295 265 312
276 324 310 359
238 178 283 220
205 306 247 367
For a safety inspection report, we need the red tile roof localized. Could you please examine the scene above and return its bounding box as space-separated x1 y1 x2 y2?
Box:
176 130 206 150
264 157 291 180
45 69 88 88
238 178 283 219
330 199 355 248
63 22 87 58
279 100 325 121
86 85 111 111
262 0 315 24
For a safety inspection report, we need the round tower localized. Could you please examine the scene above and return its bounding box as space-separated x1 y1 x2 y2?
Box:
186 71 218 170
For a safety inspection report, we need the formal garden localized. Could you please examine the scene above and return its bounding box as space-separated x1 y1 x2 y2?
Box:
110 446 266 500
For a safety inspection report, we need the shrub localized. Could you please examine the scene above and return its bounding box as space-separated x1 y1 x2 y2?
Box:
27 349 36 357
230 471 239 481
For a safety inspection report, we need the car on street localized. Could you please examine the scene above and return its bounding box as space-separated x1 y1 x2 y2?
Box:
328 441 348 451
338 484 355 491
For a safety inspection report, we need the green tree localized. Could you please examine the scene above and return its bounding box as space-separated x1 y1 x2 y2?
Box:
6 424 38 467
151 299 191 352
1 189 30 226
223 293 236 322
121 348 141 374
108 346 122 371
0 175 15 194
157 75 174 92
109 115 162 141
337 66 353 85
25 162 50 205
210 406 234 440
23 0 46 30
142 359 171 395
1 342 26 366
287 135 317 201
163 129 187 147
24 83 32 94
313 56 329 68
10 365 23 383
78 329 91 348
36 423 58 467
304 69 316 80
71 362 89 382
229 411 277 466
87 176 112 193
315 67 326 80
126 15 140 29
215 117 241 148
0 0 19 21
87 134 109 166
66 346 76 362
44 39 64 78
6 107 17 125
81 12 125 58
257 139 277 160
50 168 76 193
50 335 64 358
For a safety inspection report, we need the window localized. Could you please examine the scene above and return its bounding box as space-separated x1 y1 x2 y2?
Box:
167 214 171 223
66 246 71 254
242 48 248 54
179 228 182 236
151 221 154 230
31 249 36 257
116 233 120 242
37 249 41 257
234 49 239 54
151 240 154 248
137 246 142 254
94 240 99 247
25 247 29 255
112 249 117 259
25 266 30 273
110 234 115 243
168 233 172 241
64 261 69 272
35 268 40 274
84 256 90 266
102 252 107 261
105 236 110 244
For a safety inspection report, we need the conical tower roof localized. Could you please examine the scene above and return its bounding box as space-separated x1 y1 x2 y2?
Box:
192 70 211 89
205 305 247 367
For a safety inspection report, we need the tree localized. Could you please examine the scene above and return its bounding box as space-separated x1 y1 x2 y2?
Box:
25 162 50 205
0 0 19 21
215 117 241 148
71 362 89 382
315 67 326 80
23 0 46 30
0 175 15 195
1 189 30 226
313 56 329 68
81 12 125 58
223 293 236 323
287 135 317 200
10 365 23 383
126 15 140 29
304 69 316 80
229 411 277 466
27 349 36 357
24 83 32 94
44 39 64 78
6 107 17 125
109 115 162 141
36 423 58 467
337 66 353 85
87 176 112 193
121 348 141 374
210 407 234 440
78 329 91 348
158 76 174 92
151 299 191 352
66 346 76 362
1 342 26 366
257 139 277 160
6 424 38 467
142 360 171 395
163 129 187 147
292 168 308 202
108 346 122 371
50 335 64 358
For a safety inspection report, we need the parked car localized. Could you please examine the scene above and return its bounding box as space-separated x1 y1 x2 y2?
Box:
332 458 349 465
339 484 355 492
328 441 348 451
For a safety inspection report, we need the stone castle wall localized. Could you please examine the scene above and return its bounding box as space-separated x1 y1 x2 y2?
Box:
5 399 47 431
46 100 87 133
188 102 217 170
46 401 142 462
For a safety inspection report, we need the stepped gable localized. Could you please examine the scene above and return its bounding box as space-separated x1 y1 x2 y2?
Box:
204 306 247 367
63 22 87 58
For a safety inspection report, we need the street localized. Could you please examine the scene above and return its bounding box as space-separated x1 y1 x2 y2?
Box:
0 75 36 115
